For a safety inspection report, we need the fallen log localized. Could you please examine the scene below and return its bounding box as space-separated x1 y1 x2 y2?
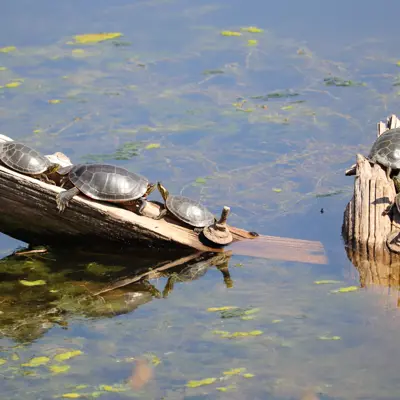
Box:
0 147 327 265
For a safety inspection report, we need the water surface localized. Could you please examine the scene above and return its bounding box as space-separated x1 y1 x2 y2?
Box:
1 1 400 398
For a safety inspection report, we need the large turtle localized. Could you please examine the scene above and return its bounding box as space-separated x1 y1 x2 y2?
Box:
368 128 400 212
154 182 215 232
368 128 400 179
55 163 155 214
0 141 61 182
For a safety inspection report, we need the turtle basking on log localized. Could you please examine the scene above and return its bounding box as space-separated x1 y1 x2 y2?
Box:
366 127 400 213
367 127 400 180
0 141 62 183
55 163 155 214
154 182 215 232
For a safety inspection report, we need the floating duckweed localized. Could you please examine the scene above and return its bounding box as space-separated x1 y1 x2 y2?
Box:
72 49 85 55
331 286 358 293
241 316 255 320
318 336 341 340
90 392 104 398
272 319 283 323
19 279 46 286
0 67 7 71
48 99 62 104
145 143 161 150
207 306 237 312
61 394 82 399
314 280 341 285
212 330 230 335
5 81 22 88
54 350 83 362
214 330 263 338
323 76 366 87
243 373 255 378
74 385 88 390
223 368 246 376
0 358 7 365
22 356 50 367
0 46 16 53
203 69 224 75
247 40 258 46
99 384 127 392
195 177 207 184
229 330 263 338
146 353 161 366
244 308 260 315
216 384 236 391
50 365 71 374
281 105 293 110
241 26 263 33
220 31 242 37
186 378 217 388
272 188 282 193
71 33 122 44
11 353 19 361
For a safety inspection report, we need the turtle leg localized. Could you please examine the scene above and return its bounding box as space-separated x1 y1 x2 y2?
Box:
38 173 56 186
193 227 203 234
386 167 392 180
395 193 400 214
56 187 80 213
394 173 400 192
59 176 69 188
153 208 168 220
136 197 148 215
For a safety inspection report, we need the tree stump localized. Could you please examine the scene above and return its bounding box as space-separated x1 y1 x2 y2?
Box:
343 114 400 260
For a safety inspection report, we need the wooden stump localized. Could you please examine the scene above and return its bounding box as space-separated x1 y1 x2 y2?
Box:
343 114 400 260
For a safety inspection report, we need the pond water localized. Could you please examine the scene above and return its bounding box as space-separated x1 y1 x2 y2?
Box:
1 0 400 398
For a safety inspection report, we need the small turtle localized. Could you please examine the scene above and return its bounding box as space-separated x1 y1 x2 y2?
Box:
367 128 400 213
154 182 215 232
368 128 400 179
55 163 155 213
0 141 61 182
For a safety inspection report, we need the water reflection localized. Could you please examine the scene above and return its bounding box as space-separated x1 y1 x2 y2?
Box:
0 247 232 342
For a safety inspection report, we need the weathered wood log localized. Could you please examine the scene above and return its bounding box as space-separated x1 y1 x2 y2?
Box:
0 156 327 265
343 114 400 258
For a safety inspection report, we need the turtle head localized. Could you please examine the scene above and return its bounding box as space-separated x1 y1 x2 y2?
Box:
146 182 156 197
157 182 169 202
45 152 73 169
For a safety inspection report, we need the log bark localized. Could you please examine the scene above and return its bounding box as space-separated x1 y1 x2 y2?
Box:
0 164 327 265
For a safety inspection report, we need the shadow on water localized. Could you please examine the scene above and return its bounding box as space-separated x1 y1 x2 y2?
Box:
0 246 232 343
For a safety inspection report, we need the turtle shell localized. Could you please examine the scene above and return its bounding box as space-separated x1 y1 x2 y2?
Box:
68 163 149 202
368 128 400 169
166 195 215 227
0 142 51 175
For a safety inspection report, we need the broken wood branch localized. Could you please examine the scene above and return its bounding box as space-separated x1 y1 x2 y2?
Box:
0 158 327 265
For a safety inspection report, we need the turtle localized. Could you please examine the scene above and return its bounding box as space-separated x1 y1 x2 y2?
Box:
367 128 400 213
154 182 215 232
368 128 400 179
0 141 61 183
55 163 156 214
